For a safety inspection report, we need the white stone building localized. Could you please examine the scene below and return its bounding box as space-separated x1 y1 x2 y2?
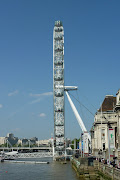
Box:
0 137 6 145
114 89 120 163
36 139 50 146
91 91 120 162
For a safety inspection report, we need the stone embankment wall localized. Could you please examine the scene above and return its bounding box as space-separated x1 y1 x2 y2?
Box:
71 157 120 180
96 161 120 180
71 157 100 179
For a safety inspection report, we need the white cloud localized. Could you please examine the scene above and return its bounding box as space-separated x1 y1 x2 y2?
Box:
29 98 42 104
8 90 19 96
38 113 46 117
0 104 3 108
29 91 53 104
29 92 53 97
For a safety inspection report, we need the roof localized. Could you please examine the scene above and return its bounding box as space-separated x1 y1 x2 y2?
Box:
98 95 116 112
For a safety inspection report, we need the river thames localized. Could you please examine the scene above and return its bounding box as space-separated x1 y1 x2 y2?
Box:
0 157 79 180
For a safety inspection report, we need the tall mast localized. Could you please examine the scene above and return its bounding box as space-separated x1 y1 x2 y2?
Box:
53 21 65 156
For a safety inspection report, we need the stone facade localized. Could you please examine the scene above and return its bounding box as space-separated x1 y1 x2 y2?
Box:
91 90 120 164
114 89 120 163
0 137 6 145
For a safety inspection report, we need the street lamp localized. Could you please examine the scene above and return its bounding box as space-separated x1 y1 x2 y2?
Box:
108 123 112 165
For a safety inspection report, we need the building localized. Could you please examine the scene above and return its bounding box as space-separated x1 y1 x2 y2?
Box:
17 139 22 146
6 133 18 146
30 137 38 145
0 133 18 146
114 89 120 162
19 138 28 146
18 137 38 146
91 91 120 163
36 139 50 147
0 134 39 147
0 137 6 145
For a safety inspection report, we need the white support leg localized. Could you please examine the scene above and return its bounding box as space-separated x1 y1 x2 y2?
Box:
65 91 91 141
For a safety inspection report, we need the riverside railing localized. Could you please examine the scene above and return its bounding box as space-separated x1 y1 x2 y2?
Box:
98 162 120 180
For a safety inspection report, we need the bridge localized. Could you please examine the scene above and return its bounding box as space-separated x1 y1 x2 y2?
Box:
2 152 53 160
0 146 52 152
1 151 73 160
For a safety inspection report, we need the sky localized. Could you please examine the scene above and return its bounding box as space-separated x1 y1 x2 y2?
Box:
0 0 120 140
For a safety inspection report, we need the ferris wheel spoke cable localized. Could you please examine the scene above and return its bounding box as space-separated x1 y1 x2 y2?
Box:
68 92 95 117
77 89 97 111
76 90 86 122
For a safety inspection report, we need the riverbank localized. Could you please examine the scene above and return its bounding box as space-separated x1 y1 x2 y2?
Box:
71 156 120 180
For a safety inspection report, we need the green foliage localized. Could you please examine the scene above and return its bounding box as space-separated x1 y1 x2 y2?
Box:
71 145 74 149
12 144 18 147
0 143 8 147
23 144 29 147
71 138 81 149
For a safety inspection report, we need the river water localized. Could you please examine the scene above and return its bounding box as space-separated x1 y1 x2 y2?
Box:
0 158 79 180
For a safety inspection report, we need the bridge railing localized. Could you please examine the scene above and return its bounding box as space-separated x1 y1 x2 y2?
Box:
0 146 52 151
3 152 53 159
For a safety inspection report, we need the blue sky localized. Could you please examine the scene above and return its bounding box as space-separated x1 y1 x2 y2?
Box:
0 0 120 140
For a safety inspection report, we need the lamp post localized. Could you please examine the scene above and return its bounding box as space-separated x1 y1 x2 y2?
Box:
108 123 112 165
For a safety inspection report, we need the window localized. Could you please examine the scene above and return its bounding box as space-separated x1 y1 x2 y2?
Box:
101 129 105 141
103 143 105 150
